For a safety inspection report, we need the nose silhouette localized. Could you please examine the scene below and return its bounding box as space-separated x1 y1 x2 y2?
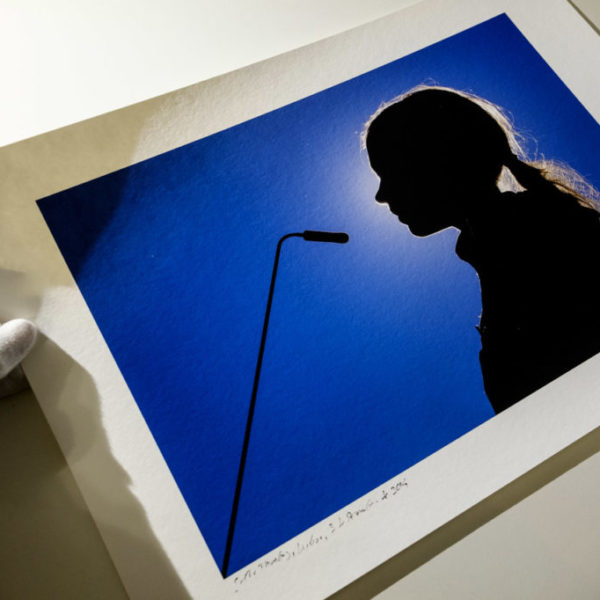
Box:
375 183 388 205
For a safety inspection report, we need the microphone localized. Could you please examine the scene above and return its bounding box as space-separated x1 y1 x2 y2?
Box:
302 230 349 244
221 226 349 577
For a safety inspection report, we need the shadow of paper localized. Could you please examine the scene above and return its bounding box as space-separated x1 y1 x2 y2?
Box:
0 387 127 599
568 0 600 34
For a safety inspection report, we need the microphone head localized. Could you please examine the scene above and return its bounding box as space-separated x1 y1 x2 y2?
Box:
302 230 349 244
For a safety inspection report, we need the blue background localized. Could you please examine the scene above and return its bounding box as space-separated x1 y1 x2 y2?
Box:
37 15 600 574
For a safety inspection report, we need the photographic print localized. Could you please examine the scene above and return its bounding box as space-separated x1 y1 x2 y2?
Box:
1 1 597 598
36 11 600 581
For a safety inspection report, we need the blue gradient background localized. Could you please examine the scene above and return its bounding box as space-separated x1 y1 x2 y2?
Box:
37 15 600 574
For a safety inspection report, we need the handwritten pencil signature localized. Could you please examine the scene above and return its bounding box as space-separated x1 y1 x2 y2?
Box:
232 476 408 590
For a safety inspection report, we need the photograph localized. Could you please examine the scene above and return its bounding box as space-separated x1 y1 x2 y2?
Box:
36 11 600 580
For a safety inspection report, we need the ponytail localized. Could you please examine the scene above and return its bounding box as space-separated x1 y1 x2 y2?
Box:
504 154 553 192
504 152 600 211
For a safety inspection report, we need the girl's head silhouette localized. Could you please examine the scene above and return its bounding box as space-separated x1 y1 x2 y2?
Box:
364 85 599 236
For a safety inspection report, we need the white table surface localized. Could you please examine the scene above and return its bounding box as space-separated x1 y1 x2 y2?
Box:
1 1 599 598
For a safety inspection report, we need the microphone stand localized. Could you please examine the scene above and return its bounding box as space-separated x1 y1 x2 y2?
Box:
221 231 348 577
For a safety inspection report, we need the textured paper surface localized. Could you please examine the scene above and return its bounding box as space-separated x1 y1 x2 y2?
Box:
2 0 600 598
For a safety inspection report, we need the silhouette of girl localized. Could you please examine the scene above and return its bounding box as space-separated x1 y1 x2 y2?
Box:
364 86 600 413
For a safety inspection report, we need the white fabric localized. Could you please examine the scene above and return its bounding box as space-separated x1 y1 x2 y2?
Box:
0 319 37 379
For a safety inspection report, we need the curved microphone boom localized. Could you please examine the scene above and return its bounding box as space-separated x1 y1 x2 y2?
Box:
221 228 349 577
